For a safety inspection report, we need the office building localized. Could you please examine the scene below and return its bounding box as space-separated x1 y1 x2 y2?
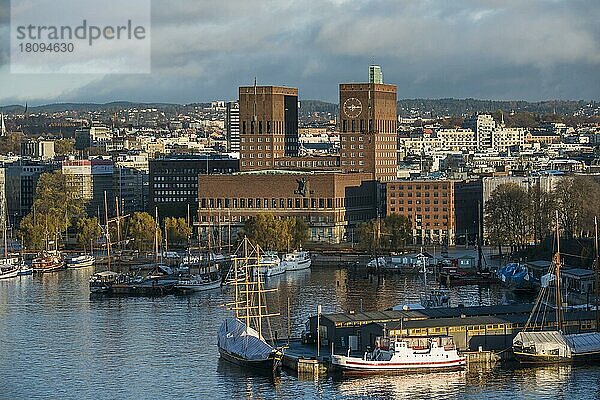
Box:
149 154 239 218
463 114 496 150
369 65 383 84
225 101 240 153
5 161 55 222
62 158 114 216
386 180 455 245
21 139 55 160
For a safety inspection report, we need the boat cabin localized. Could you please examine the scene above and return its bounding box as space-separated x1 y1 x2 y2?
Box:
562 268 594 294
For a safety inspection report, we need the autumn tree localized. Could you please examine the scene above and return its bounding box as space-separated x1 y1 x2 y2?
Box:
128 212 160 251
54 139 75 156
18 171 85 249
164 217 192 245
384 214 412 250
76 216 102 252
243 214 309 252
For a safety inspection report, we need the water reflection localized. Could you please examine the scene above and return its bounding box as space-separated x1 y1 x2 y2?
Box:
1 264 600 399
334 371 467 399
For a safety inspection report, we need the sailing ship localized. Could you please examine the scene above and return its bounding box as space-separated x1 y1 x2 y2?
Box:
281 250 311 271
0 195 22 279
512 213 600 363
217 238 283 374
331 335 465 374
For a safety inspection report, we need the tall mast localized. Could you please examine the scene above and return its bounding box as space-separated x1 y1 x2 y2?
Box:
207 207 212 272
595 216 599 332
555 210 563 332
115 196 121 252
2 195 7 259
154 207 159 264
256 243 262 338
477 200 483 272
104 191 111 271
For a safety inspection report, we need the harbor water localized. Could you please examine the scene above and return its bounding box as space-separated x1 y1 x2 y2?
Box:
1 264 599 399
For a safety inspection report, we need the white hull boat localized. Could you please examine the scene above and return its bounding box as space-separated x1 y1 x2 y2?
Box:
176 274 221 292
0 267 19 280
332 337 465 375
66 255 95 268
253 253 285 277
281 251 311 271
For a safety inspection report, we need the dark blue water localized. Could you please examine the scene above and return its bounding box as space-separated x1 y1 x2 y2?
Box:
1 265 600 399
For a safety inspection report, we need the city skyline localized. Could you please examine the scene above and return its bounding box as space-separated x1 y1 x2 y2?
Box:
1 0 599 106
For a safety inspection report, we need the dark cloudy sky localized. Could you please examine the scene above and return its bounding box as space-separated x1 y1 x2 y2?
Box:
1 0 599 105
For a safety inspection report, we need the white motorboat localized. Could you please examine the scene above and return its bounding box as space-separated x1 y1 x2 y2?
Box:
176 274 221 292
0 265 19 280
66 254 95 268
281 250 311 271
367 257 387 269
331 336 465 375
253 252 285 277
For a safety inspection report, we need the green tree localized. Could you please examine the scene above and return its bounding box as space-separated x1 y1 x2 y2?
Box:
54 139 75 156
76 216 102 252
165 217 192 245
0 132 23 155
356 219 389 252
384 214 412 250
128 212 160 251
289 217 309 249
243 214 309 252
18 171 85 250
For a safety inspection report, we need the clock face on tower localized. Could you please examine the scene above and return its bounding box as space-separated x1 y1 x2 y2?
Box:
343 97 362 118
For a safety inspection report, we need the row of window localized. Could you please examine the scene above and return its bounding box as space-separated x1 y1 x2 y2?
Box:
200 197 335 209
389 184 449 190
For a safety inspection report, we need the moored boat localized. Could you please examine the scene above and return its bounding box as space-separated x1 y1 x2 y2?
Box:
176 273 221 292
253 252 285 278
89 270 120 293
497 262 538 291
217 239 283 375
281 250 311 271
66 254 95 268
512 213 600 364
0 264 19 280
331 336 466 374
32 252 64 273
18 265 33 276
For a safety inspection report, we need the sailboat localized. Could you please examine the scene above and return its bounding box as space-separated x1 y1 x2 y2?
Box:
0 197 20 280
176 207 222 292
512 212 600 363
217 238 283 374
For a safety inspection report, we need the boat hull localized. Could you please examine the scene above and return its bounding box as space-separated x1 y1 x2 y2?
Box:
331 355 466 375
32 264 64 273
67 259 95 268
283 259 311 271
218 347 281 374
176 280 221 292
514 350 600 364
0 268 19 280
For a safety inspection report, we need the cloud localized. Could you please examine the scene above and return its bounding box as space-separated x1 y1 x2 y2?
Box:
0 0 598 104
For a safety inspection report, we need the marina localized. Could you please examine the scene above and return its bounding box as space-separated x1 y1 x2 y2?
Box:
3 253 600 398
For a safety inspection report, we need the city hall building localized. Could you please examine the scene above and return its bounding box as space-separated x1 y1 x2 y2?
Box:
197 171 376 243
